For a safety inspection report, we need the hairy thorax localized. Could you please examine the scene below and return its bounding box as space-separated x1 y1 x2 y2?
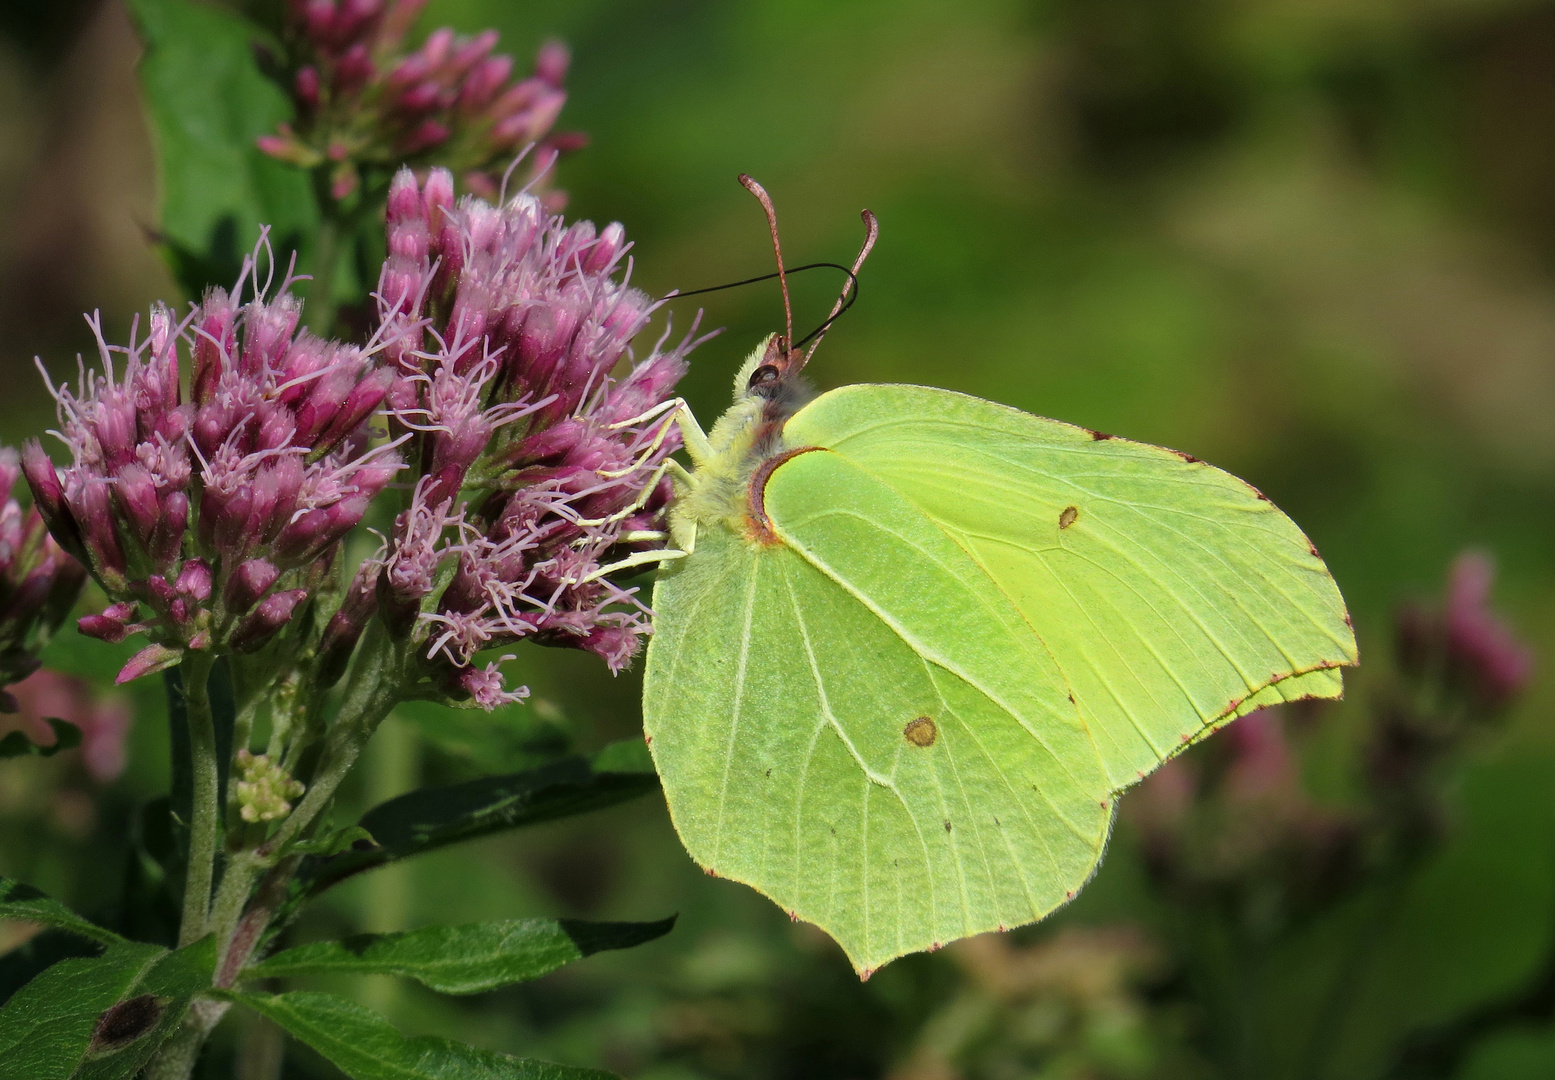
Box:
670 335 818 547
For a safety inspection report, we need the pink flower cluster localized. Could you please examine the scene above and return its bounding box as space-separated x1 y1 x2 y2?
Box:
25 246 403 683
1395 550 1535 708
260 0 580 202
367 167 707 708
0 448 85 701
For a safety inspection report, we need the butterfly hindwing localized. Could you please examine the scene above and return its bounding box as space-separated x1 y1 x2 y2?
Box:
644 510 1111 974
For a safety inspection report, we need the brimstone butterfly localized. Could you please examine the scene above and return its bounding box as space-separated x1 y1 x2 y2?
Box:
642 179 1356 976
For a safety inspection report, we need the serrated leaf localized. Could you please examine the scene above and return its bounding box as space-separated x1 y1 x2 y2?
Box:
0 936 215 1080
72 938 218 1080
0 719 82 760
245 916 675 994
0 878 122 947
226 991 614 1079
126 0 318 296
294 740 658 900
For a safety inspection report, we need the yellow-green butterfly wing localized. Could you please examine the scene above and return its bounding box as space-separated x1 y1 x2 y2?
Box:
644 381 1355 975
781 385 1357 789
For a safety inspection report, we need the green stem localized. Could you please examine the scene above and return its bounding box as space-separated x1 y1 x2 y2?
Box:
306 212 341 336
178 651 219 948
262 622 404 858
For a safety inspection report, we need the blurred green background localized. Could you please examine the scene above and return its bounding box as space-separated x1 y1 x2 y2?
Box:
1 0 1553 1077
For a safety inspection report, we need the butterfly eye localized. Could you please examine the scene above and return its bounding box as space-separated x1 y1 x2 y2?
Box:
748 364 781 390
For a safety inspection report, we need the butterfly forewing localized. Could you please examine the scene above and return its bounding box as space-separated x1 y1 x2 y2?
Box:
783 384 1358 792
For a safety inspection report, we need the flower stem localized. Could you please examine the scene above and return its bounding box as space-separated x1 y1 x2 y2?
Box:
177 650 219 948
306 213 341 336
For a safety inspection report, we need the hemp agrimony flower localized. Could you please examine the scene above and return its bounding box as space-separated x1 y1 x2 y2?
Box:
366 167 711 708
259 0 580 203
25 245 404 684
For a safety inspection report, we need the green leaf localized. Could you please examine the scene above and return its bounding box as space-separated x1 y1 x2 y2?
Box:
0 878 122 947
285 825 375 859
0 936 216 1080
126 0 318 296
226 991 615 1079
0 719 82 760
294 740 658 900
245 916 675 994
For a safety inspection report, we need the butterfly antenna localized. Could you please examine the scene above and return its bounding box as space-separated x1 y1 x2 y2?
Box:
802 209 879 369
738 174 794 358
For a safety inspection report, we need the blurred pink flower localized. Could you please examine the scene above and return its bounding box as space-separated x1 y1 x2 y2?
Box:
261 1 582 204
1 669 131 783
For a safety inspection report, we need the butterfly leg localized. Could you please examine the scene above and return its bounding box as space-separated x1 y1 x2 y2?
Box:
672 402 715 469
574 545 688 585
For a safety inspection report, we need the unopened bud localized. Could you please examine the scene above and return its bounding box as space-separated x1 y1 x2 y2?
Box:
234 749 306 823
231 589 308 652
225 558 280 613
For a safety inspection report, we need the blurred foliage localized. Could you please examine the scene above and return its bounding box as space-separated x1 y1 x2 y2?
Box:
0 0 1553 1077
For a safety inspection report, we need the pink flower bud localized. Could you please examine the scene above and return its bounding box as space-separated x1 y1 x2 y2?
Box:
192 290 237 403
396 80 443 114
21 441 80 555
68 480 127 583
116 642 182 684
397 119 451 156
295 66 321 109
112 464 160 547
334 0 382 45
275 509 331 564
225 558 280 613
319 367 394 450
150 490 188 570
423 167 455 224
387 168 424 230
242 295 302 376
582 222 626 275
333 43 375 93
293 364 360 446
213 487 254 559
458 53 512 113
79 601 137 643
534 39 569 87
176 558 213 602
316 560 379 685
231 589 308 652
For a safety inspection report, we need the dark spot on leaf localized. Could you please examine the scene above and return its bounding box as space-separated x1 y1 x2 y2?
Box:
1090 429 1115 441
765 768 771 778
943 820 952 833
903 716 937 747
830 827 836 835
1067 692 1076 704
1170 449 1201 463
91 994 162 1051
1307 539 1322 558
1058 505 1079 530
1066 890 1075 900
